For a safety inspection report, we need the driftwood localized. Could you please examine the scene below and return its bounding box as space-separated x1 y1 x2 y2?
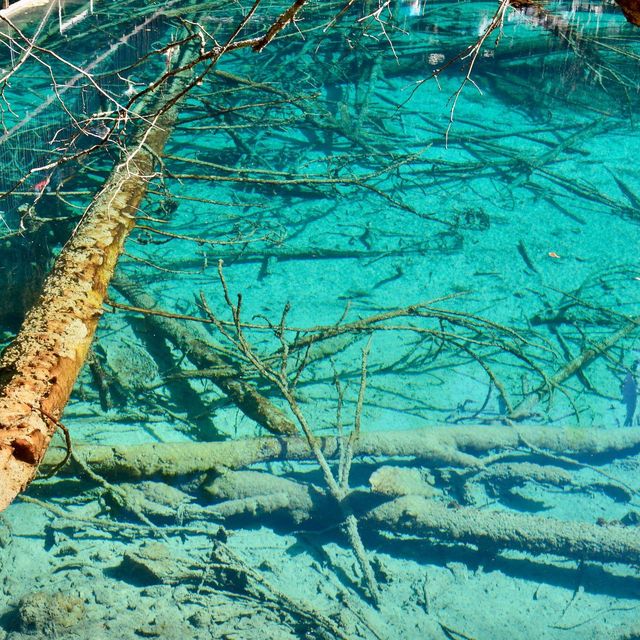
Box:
0 52 194 512
42 425 640 479
365 496 640 566
113 278 297 436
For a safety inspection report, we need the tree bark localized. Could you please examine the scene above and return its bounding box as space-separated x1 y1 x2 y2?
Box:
615 0 640 25
0 56 193 512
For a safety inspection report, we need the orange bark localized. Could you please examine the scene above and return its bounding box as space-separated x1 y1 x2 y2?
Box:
0 84 186 511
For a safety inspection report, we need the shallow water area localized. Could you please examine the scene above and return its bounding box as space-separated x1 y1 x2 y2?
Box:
1 0 640 638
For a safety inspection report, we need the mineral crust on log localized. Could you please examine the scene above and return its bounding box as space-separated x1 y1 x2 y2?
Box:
41 425 640 479
365 495 640 565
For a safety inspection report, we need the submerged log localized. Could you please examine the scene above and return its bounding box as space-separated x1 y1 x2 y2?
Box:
365 496 640 566
0 55 194 512
113 278 297 436
194 472 640 567
42 425 640 479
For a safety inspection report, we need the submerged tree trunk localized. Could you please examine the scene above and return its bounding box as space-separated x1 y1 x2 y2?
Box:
41 424 640 478
365 496 640 566
0 55 194 512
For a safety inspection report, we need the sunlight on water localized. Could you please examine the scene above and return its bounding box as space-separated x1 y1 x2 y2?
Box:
0 1 639 638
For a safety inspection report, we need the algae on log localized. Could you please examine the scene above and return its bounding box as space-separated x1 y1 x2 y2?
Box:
0 61 193 512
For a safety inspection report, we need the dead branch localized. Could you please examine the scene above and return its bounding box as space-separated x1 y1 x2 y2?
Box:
113 277 298 436
252 0 308 52
204 261 381 604
509 314 640 420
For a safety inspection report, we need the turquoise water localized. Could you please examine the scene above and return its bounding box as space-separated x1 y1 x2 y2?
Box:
1 1 640 638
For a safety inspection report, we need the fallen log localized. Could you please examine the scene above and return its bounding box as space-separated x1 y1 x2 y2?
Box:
0 50 194 512
365 495 640 566
68 463 640 570
194 471 640 568
41 425 640 479
113 277 297 436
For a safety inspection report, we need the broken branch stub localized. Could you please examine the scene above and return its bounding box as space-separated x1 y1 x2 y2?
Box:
0 59 194 512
